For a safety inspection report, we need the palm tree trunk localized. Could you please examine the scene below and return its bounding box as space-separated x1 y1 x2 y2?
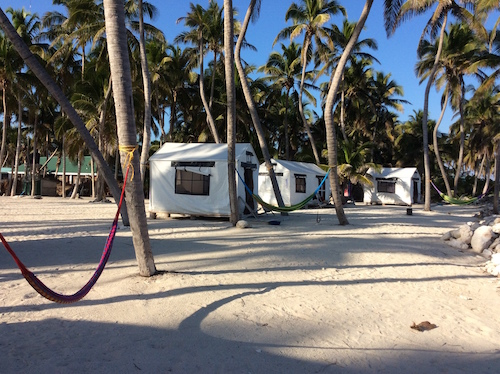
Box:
433 89 452 197
235 0 286 215
96 76 113 202
138 0 152 183
10 94 22 196
90 156 95 198
482 158 491 195
324 0 373 225
285 89 291 160
299 35 320 164
224 0 238 224
422 14 447 211
0 85 9 185
62 135 66 198
199 37 220 143
494 141 499 214
31 112 37 197
453 77 466 195
209 50 217 110
103 0 156 276
70 151 82 199
0 7 129 224
340 73 348 142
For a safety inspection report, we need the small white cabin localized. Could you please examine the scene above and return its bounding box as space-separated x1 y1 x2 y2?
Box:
258 159 330 207
363 167 421 206
149 143 258 217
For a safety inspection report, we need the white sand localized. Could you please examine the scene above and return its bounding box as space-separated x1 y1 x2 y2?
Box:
1 196 499 373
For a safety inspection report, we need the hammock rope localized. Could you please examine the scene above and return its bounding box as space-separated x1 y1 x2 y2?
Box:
430 180 484 205
0 145 137 304
237 168 331 213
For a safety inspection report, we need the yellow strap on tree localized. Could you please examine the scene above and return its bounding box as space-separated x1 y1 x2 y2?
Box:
118 145 138 181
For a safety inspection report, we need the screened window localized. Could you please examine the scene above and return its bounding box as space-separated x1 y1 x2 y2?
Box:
295 174 306 193
175 169 210 195
377 179 396 193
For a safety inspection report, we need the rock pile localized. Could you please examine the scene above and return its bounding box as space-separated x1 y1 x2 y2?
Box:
441 208 500 277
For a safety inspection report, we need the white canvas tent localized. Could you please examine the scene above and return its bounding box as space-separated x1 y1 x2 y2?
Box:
363 167 421 206
149 143 259 217
258 159 330 208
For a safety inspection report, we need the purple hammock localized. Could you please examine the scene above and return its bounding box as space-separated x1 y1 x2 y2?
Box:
0 163 130 304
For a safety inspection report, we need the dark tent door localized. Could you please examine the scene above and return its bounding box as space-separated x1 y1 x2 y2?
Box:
244 167 255 213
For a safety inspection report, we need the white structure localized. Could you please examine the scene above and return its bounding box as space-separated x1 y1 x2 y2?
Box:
149 143 259 217
363 167 421 206
258 159 330 207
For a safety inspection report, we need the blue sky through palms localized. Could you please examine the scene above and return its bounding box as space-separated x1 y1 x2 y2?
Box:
8 0 499 134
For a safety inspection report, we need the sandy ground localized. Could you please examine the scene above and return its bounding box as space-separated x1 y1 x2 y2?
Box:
1 196 500 374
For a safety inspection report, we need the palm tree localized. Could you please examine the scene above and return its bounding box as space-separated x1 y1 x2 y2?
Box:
0 6 129 222
384 0 483 211
463 86 499 195
102 0 156 276
4 7 41 196
235 0 286 213
137 0 154 183
223 0 238 224
176 3 220 143
0 17 22 186
417 22 486 197
323 0 374 225
205 1 224 116
332 139 378 202
275 0 346 165
259 42 304 160
394 110 434 173
159 45 197 143
366 71 407 164
316 18 378 143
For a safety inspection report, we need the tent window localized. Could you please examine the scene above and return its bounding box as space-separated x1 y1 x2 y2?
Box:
377 179 396 193
295 174 306 193
175 169 210 196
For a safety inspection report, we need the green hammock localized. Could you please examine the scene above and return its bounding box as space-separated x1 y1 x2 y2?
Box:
238 168 330 213
431 181 481 205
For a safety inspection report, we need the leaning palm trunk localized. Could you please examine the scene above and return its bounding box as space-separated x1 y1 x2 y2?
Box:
324 0 374 225
422 14 447 211
433 89 452 197
199 38 220 143
224 0 238 224
0 7 129 225
299 35 320 165
234 0 286 215
138 0 152 183
103 0 156 276
10 95 22 196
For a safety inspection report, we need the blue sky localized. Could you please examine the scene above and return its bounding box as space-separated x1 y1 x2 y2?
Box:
4 0 498 133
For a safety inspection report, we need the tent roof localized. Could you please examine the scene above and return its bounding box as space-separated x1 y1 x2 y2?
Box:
261 159 326 175
366 167 420 180
4 156 95 175
150 142 255 161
